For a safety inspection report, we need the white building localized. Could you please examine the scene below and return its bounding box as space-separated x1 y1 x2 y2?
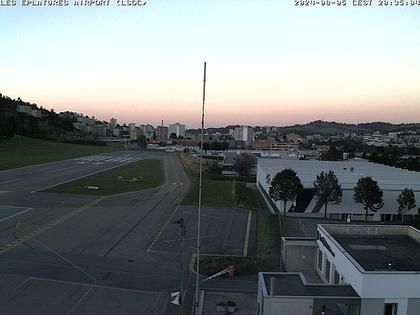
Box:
110 118 117 128
140 124 155 139
169 123 186 139
16 105 31 115
257 159 420 222
258 224 420 315
230 125 255 142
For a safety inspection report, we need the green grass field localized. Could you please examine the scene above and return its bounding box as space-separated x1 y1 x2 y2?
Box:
0 137 121 171
44 159 164 196
179 154 258 208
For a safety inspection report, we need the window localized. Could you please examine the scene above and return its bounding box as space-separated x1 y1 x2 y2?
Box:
325 259 331 283
384 303 397 315
334 270 340 284
317 250 323 271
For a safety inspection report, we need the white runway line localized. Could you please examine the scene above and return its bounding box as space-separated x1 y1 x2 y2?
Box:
0 179 19 184
44 165 79 174
243 210 252 257
0 207 32 223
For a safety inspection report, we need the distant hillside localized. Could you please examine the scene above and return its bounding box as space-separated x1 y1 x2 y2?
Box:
0 93 75 139
280 120 420 135
188 121 420 136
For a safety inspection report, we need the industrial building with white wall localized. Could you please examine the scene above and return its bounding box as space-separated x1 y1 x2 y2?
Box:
257 159 420 222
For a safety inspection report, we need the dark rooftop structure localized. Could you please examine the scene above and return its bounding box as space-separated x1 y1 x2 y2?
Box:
320 224 420 273
333 235 420 272
261 273 359 297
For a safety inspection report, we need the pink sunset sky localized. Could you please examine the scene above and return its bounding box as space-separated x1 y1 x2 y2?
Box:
1 1 419 128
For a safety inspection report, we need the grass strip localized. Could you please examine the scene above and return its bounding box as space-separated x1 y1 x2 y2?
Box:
44 159 163 196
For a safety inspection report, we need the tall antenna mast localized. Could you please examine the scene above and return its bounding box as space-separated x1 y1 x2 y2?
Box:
195 61 206 315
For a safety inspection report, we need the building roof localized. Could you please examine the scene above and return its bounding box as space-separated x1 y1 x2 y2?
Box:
320 225 420 272
258 159 420 191
333 235 420 272
261 273 359 298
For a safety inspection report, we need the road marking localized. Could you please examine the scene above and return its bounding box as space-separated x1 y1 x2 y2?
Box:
0 197 105 255
0 191 10 194
25 276 160 294
182 211 219 219
0 179 19 185
147 204 180 253
44 165 79 174
243 210 252 257
161 234 217 243
14 277 31 290
0 207 32 223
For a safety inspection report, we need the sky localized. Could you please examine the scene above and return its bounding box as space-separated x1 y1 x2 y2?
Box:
1 1 419 128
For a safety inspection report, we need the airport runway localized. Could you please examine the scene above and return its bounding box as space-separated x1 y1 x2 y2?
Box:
0 150 256 314
0 150 190 314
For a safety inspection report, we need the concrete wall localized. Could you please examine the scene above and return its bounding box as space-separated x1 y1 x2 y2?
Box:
262 297 313 315
360 299 384 315
283 243 316 273
407 298 420 315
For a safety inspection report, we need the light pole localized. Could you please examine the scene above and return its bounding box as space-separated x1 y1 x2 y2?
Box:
195 61 206 315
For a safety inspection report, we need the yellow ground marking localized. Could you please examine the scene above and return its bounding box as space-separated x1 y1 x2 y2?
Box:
0 196 106 255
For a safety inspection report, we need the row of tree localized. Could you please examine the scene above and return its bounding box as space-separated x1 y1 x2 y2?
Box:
269 169 417 221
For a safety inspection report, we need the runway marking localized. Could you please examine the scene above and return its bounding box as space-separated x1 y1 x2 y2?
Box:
0 207 32 223
13 277 31 290
146 204 180 253
243 210 252 257
32 162 136 193
44 165 79 174
0 179 19 185
17 276 160 294
0 197 105 256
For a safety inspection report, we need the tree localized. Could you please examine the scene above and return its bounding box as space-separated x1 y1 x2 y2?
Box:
320 146 342 161
313 170 342 219
137 134 147 149
353 177 384 221
235 154 253 176
397 188 416 223
170 132 177 140
269 169 303 216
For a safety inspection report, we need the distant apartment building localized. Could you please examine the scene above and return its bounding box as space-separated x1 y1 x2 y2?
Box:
168 123 186 139
130 127 143 141
363 132 390 147
16 105 31 115
17 105 42 118
110 118 117 129
230 125 255 142
156 125 169 142
30 110 42 118
140 124 155 139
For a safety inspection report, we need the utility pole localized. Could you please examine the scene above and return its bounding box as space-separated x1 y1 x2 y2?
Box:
195 61 206 315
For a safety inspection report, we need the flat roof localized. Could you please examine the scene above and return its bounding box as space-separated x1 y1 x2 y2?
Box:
262 273 359 298
333 235 420 272
258 159 420 191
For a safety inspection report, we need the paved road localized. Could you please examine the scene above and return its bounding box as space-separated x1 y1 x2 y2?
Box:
0 150 190 314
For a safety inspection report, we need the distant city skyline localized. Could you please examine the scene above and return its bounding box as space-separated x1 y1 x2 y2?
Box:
1 1 419 128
